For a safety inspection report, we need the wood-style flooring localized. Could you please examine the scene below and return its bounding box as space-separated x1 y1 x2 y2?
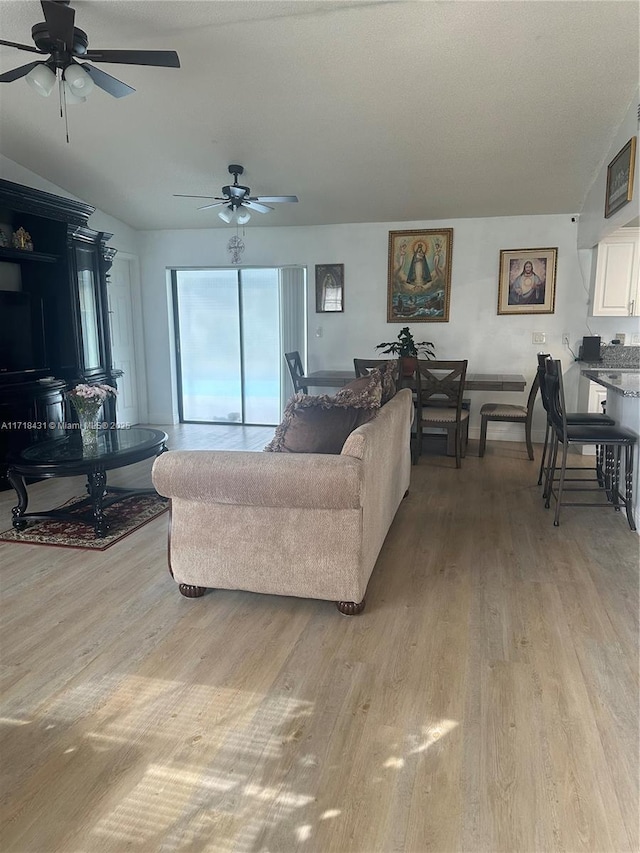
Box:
0 426 638 852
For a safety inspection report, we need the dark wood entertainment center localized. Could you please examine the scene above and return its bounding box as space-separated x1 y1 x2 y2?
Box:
0 178 119 482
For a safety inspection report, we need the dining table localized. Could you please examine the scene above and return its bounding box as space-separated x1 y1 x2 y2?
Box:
298 369 526 457
300 370 526 392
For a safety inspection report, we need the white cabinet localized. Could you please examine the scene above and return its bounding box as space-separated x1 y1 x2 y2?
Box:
592 228 639 316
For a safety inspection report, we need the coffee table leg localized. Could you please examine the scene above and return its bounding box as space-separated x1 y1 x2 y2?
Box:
7 467 28 530
87 470 109 537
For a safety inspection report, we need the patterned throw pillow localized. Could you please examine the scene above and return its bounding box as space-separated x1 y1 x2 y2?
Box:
264 371 382 453
378 361 398 405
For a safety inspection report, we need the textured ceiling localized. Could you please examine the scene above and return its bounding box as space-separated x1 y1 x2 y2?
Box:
0 0 638 230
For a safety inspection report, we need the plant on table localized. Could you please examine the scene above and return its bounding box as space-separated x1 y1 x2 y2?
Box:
376 327 435 374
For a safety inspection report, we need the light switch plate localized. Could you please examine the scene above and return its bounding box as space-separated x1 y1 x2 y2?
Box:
532 332 546 344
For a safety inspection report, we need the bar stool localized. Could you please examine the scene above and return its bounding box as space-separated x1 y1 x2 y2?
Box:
543 358 636 529
536 353 615 491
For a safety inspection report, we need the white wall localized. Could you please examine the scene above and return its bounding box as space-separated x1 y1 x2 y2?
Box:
0 155 139 255
578 89 639 249
139 213 587 438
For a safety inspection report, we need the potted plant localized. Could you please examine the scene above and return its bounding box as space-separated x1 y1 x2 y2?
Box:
376 326 435 376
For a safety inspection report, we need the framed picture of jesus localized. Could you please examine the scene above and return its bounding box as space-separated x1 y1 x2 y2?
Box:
497 247 557 315
387 229 453 322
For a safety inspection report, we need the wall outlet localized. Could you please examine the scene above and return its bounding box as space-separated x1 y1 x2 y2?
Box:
562 334 570 347
532 332 546 344
632 334 640 345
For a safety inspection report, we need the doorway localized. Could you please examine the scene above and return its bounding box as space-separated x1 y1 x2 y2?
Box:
109 254 144 425
172 267 305 426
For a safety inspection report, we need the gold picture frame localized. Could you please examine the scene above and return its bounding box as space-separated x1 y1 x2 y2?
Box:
497 248 557 315
387 229 453 322
605 136 636 218
315 263 344 312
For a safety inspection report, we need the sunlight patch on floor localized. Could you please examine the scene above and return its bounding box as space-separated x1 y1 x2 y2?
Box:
409 718 458 754
85 682 318 850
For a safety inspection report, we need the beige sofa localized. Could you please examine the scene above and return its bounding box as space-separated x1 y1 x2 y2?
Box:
151 387 413 614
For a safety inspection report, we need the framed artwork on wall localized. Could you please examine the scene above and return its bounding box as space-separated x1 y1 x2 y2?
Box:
605 136 637 218
387 229 453 322
497 248 557 315
315 263 344 312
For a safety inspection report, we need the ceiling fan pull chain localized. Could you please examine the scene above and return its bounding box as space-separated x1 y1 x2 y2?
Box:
58 68 72 143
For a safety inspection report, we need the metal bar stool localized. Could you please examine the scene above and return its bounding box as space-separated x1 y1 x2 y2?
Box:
536 353 615 492
543 358 636 529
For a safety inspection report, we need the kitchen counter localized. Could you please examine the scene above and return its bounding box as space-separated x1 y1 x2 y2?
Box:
581 369 640 398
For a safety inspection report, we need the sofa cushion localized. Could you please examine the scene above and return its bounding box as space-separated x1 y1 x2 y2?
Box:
265 371 382 454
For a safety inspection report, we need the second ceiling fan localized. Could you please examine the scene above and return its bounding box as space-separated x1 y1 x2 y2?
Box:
174 165 298 224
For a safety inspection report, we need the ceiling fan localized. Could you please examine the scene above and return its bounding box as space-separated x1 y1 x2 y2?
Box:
174 165 298 224
0 0 180 101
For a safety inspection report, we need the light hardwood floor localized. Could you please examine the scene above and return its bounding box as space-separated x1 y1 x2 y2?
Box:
0 427 638 853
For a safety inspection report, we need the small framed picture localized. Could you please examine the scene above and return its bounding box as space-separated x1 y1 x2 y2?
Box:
605 137 637 218
315 263 344 312
497 248 557 315
387 228 453 322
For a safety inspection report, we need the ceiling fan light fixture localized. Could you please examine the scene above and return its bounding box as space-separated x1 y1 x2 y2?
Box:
218 205 235 224
25 63 56 97
235 207 251 225
63 82 86 104
64 64 94 97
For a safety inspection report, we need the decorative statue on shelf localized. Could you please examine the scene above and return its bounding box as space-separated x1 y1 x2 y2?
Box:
12 227 33 251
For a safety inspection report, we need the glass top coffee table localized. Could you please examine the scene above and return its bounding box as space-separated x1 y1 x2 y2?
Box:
7 427 169 538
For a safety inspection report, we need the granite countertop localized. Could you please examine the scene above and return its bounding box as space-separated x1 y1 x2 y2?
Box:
579 344 640 370
582 369 640 397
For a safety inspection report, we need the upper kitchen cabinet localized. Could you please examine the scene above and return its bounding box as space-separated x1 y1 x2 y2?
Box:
591 227 640 316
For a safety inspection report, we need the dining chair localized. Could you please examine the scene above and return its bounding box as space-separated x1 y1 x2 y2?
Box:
353 357 400 378
536 353 615 491
543 358 636 529
478 373 539 460
284 351 308 394
414 359 469 468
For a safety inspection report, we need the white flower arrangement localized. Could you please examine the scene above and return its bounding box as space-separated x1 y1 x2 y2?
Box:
68 383 118 402
67 383 117 421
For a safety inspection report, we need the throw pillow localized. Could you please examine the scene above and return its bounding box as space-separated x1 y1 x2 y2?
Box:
265 371 382 453
378 361 398 405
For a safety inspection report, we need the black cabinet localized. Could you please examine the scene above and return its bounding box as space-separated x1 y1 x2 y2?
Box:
0 178 119 480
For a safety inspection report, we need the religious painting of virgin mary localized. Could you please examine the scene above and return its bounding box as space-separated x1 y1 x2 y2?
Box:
387 229 454 322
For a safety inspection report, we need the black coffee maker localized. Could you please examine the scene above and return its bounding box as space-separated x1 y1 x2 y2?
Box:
578 335 602 362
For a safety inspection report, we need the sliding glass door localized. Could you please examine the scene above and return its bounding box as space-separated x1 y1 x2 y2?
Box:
172 267 304 426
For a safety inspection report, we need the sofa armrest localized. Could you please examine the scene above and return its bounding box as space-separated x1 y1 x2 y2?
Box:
152 450 363 509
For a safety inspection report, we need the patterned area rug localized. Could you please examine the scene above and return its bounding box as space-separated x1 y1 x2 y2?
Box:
0 493 169 551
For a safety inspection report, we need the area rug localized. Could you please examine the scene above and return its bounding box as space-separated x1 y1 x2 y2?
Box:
0 494 169 551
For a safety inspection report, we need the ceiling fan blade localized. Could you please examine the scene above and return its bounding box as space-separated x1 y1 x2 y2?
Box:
41 0 75 51
0 39 44 54
252 195 298 204
83 50 180 68
198 201 225 211
82 63 135 98
0 60 43 82
243 200 274 214
173 194 221 200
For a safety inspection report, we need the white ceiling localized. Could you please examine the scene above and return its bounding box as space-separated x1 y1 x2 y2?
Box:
0 0 638 231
